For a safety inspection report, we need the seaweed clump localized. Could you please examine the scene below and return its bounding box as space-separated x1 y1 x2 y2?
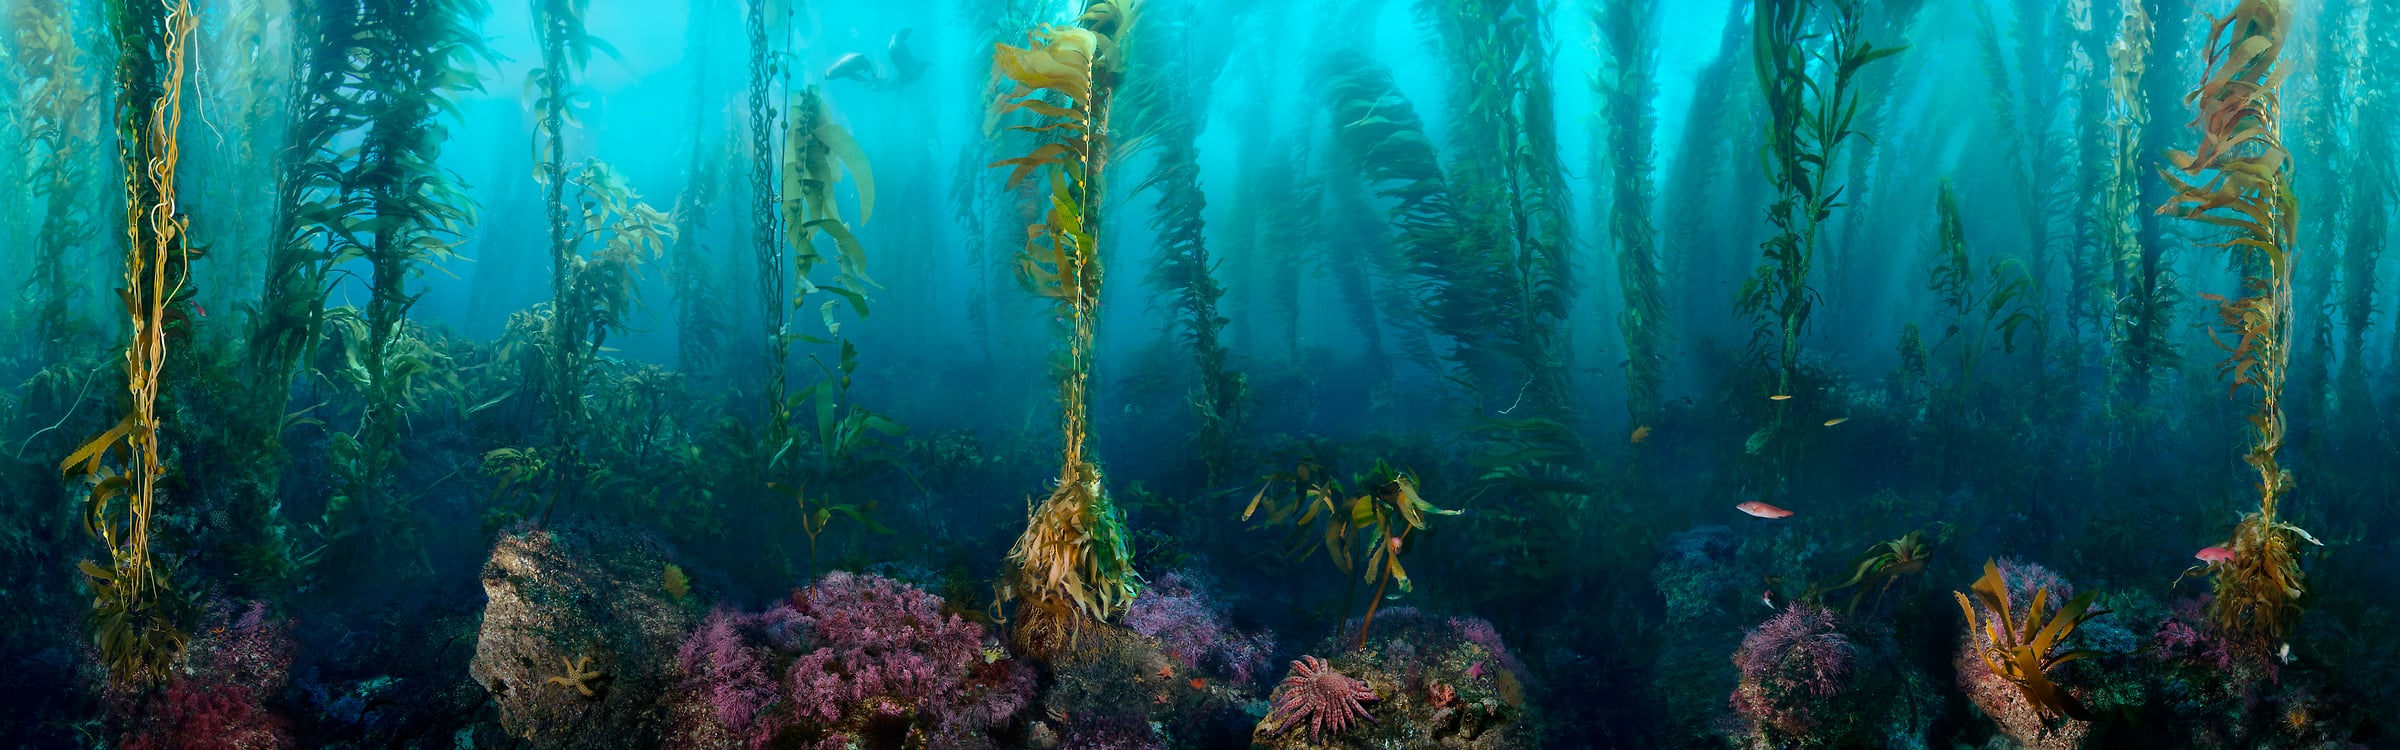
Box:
1953 559 2106 735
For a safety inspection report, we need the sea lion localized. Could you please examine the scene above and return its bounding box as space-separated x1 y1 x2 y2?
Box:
886 27 925 88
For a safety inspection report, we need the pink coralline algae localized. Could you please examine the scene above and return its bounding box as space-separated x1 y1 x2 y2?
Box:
1066 712 1169 750
119 680 293 750
1994 559 2072 615
1729 601 1857 736
1264 655 1380 742
1449 616 1527 679
1121 572 1275 685
2149 595 2268 680
678 608 787 742
120 599 298 750
1348 606 1531 687
199 600 298 696
674 572 1034 747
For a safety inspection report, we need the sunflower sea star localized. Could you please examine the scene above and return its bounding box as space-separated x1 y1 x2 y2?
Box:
1265 656 1378 741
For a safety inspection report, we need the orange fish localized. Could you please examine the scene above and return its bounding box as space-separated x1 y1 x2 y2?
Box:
1736 501 1794 519
1822 417 1848 426
1769 394 1793 401
2195 546 2236 564
1630 425 1652 444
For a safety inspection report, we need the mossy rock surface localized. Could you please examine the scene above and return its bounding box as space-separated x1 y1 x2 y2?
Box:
468 521 695 749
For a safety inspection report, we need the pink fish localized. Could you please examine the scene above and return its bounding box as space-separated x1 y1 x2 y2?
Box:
2195 546 2236 565
1736 501 1794 519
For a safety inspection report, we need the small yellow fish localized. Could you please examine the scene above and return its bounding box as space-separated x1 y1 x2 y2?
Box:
1769 394 1793 401
1629 425 1652 444
1822 417 1849 426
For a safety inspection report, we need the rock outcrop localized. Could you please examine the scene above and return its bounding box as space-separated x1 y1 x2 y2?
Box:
468 523 695 749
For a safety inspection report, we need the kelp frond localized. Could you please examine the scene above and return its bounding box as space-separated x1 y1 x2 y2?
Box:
764 85 879 479
1241 459 1456 648
1316 48 1507 395
318 0 491 572
1823 529 1932 615
11 0 101 361
1924 180 2039 411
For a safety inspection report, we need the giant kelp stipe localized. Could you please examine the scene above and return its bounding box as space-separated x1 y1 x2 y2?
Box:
0 0 2397 747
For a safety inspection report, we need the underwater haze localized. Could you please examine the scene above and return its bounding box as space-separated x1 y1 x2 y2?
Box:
5 0 2400 747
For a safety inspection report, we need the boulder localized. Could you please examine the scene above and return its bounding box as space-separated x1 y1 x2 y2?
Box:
468 522 695 749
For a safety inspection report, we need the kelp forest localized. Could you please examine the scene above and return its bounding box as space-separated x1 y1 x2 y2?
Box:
2 0 2399 747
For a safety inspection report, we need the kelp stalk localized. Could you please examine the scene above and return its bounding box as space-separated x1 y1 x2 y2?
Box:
2156 0 2310 644
1420 0 1575 414
670 0 727 379
1739 0 1902 461
745 0 786 448
1124 0 1243 484
531 0 612 515
990 1 1144 653
67 0 200 687
2336 1 2392 418
1316 50 1490 390
12 0 99 361
323 0 489 573
1594 0 1668 422
2102 0 2172 410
